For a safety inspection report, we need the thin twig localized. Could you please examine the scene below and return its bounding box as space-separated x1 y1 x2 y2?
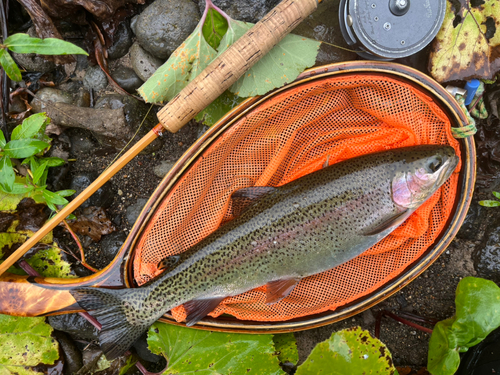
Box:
375 310 433 338
60 217 98 273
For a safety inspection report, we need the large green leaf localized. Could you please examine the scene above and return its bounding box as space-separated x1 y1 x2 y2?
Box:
4 33 88 56
273 333 299 366
0 177 31 210
0 315 58 375
0 48 21 82
219 20 320 97
11 113 49 141
147 322 285 374
0 129 6 148
137 25 217 104
428 277 500 375
295 327 397 375
3 139 49 159
0 156 15 193
429 0 500 82
194 90 245 126
138 6 320 104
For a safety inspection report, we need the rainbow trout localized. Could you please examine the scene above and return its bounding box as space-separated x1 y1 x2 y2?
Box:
71 145 458 358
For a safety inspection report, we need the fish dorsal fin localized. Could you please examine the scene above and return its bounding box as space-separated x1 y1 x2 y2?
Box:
265 277 301 305
184 297 225 327
231 186 276 217
157 254 181 271
362 209 411 236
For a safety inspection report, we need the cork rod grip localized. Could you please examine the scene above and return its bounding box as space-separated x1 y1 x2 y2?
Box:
157 0 319 133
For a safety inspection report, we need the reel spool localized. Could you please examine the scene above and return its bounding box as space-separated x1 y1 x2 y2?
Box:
339 0 446 60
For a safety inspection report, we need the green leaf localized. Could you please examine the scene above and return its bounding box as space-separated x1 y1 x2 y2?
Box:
138 24 217 104
427 277 500 375
39 157 65 167
0 315 59 374
4 33 88 56
147 322 285 374
195 90 245 126
0 48 22 82
0 129 5 148
42 189 68 206
479 200 500 207
26 247 75 278
218 20 321 97
3 139 49 159
429 0 500 82
295 327 396 375
273 333 299 366
493 191 500 200
0 156 15 193
11 113 49 140
32 161 48 185
0 177 32 210
202 8 228 50
55 189 75 197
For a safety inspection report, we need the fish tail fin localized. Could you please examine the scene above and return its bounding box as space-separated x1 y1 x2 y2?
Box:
70 287 151 360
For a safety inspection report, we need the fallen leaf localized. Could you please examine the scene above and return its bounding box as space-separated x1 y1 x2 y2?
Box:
69 206 116 242
429 0 500 82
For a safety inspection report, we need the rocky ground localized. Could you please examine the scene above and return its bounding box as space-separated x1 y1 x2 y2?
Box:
3 0 500 373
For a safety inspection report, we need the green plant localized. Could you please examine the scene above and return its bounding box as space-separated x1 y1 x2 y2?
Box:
0 112 74 211
0 33 88 82
479 191 500 207
427 277 500 375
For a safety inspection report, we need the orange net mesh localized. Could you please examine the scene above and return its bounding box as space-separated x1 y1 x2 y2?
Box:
133 73 461 323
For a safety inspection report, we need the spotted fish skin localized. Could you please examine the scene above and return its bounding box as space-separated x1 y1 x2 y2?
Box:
71 145 458 359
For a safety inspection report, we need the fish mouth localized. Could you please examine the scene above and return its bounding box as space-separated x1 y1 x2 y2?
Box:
436 155 459 188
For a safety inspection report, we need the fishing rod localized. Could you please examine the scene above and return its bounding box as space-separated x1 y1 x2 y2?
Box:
0 0 321 276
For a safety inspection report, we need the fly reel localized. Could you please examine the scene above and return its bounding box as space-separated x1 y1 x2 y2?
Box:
339 0 446 60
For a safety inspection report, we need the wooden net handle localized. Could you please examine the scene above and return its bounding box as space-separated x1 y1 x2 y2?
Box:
158 0 319 133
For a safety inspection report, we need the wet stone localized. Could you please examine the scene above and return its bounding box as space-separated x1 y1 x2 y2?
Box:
135 0 200 59
69 172 114 209
30 88 74 113
108 21 133 59
111 66 143 93
292 0 357 65
153 160 175 178
47 313 99 342
199 0 280 23
99 231 127 263
130 42 164 82
473 221 500 283
83 65 108 91
126 198 148 225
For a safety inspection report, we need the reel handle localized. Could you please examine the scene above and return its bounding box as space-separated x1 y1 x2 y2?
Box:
157 0 319 133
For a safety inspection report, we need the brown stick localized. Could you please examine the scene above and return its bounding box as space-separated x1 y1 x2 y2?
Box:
0 0 319 277
0 125 162 276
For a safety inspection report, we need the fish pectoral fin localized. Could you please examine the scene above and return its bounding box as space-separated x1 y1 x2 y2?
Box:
184 297 226 327
265 277 301 305
231 186 277 217
157 255 181 271
362 209 411 236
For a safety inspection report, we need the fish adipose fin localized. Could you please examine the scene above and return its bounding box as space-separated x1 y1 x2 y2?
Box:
362 209 410 236
231 186 277 217
265 277 301 304
157 254 181 271
184 297 226 327
70 288 150 360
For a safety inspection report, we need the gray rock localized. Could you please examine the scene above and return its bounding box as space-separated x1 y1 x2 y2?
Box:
53 331 83 375
94 94 164 153
48 313 99 342
31 88 74 113
130 14 139 35
99 231 127 263
108 21 133 60
83 65 108 91
198 0 280 23
473 222 500 283
153 160 175 178
12 52 56 75
126 198 148 225
69 172 114 209
130 42 164 82
135 0 200 59
292 0 357 65
111 66 143 93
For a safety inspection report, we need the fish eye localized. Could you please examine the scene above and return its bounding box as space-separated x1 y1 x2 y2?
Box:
428 157 443 173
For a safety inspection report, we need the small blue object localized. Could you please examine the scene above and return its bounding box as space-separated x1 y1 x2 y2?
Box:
464 79 481 105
